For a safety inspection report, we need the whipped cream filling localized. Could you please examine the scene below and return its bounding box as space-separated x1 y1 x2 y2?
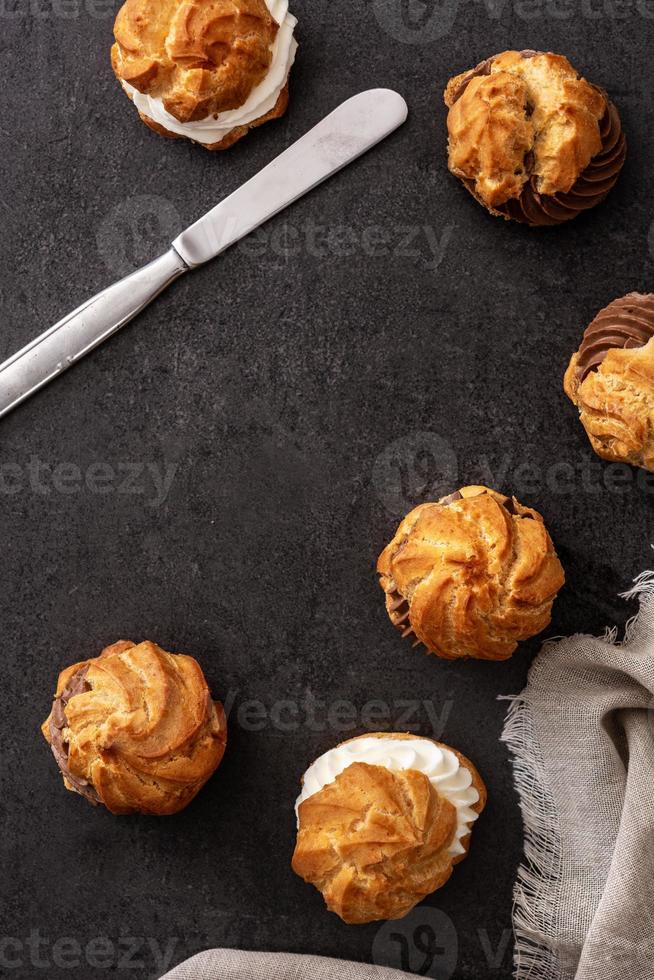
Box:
296 736 480 857
122 0 297 145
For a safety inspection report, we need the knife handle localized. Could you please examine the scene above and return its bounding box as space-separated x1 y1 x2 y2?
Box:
0 248 188 419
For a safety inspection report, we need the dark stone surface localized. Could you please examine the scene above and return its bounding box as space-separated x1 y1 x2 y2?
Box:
1 2 653 978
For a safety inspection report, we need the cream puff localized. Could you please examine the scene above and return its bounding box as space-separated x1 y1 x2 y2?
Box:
292 733 486 923
42 640 227 814
564 293 654 470
112 0 298 149
444 51 626 225
377 486 565 660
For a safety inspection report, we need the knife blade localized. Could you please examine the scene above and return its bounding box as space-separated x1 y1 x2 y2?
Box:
174 88 408 267
0 89 408 420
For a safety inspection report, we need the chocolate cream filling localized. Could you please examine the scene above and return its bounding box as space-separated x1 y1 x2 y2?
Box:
439 488 532 517
575 293 654 382
49 667 101 805
450 51 626 227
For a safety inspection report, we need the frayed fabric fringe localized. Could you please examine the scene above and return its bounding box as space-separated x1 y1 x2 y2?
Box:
500 568 654 980
500 692 567 980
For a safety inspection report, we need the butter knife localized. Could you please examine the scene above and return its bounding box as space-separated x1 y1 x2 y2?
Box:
0 89 407 419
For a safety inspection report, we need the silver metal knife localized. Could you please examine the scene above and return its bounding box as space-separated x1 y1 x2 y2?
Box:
0 89 408 420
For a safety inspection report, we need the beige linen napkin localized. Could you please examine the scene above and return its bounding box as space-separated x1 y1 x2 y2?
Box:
160 950 413 980
501 575 654 980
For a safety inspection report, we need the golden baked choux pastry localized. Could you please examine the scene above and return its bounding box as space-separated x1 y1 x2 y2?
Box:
377 486 564 661
564 293 654 471
444 50 626 225
112 0 298 150
292 733 486 923
42 640 227 815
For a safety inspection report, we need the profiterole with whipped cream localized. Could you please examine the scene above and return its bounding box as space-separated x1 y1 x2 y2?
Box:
112 0 298 149
292 733 486 923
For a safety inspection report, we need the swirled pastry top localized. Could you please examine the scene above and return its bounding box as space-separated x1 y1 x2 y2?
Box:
444 51 626 224
377 486 565 660
112 0 292 124
292 733 486 924
42 640 227 815
296 735 480 856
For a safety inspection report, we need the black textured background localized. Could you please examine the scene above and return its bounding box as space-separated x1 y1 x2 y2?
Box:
2 1 654 978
